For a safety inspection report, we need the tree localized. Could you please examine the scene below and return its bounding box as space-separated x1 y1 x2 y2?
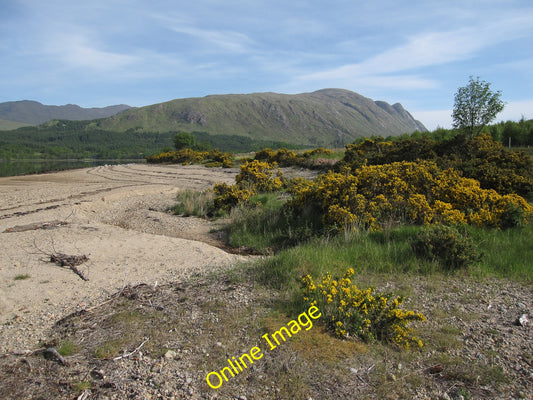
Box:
174 132 195 150
452 76 505 138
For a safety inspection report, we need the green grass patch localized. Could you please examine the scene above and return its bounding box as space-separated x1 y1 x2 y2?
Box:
13 274 30 280
226 193 321 252
467 224 533 281
250 223 532 293
58 340 80 357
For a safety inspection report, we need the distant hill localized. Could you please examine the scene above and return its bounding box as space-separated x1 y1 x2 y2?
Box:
97 89 426 146
0 119 31 131
0 100 132 125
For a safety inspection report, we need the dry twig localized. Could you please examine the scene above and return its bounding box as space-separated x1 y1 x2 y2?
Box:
113 338 150 361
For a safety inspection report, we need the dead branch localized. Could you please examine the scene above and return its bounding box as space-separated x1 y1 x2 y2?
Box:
44 347 69 366
113 338 149 361
32 239 90 281
20 358 32 372
49 253 89 281
3 220 68 233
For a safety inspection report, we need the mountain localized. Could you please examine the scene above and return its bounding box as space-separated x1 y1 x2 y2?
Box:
97 89 426 146
0 100 132 125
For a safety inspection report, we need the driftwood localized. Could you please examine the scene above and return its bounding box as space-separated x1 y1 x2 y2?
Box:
44 347 69 366
50 253 89 281
3 220 68 233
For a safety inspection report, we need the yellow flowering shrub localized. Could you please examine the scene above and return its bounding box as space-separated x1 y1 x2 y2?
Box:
288 160 532 231
213 183 255 212
146 148 233 167
339 133 533 198
236 160 284 192
254 147 335 169
212 160 284 212
301 268 425 348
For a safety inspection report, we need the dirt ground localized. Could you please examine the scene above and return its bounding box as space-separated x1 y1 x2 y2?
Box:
0 164 248 351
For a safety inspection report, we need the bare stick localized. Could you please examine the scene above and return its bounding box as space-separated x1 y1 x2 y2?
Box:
45 347 69 366
113 338 149 361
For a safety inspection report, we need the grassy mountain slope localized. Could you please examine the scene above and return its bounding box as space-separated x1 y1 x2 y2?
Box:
98 89 426 146
0 100 131 125
0 119 31 131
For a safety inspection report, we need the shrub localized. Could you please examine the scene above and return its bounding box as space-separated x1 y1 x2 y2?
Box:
235 160 283 192
411 225 482 270
146 148 233 167
301 268 425 348
212 183 255 213
287 161 533 232
339 133 533 198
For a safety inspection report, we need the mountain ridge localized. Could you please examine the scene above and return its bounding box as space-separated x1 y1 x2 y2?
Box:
0 100 131 125
97 88 426 146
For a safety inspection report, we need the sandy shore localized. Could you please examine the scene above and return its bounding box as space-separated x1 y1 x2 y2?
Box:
0 163 246 351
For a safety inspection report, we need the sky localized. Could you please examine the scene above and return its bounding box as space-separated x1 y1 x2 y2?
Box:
1 0 532 130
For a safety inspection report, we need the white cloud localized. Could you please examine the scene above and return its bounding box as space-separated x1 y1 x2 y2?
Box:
289 11 533 92
51 35 138 72
498 99 533 122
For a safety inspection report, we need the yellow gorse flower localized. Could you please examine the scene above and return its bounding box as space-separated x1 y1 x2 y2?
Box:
301 267 425 348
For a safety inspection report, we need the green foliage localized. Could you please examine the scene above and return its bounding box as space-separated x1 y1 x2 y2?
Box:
254 224 533 287
254 147 337 169
174 131 195 150
452 76 505 137
411 225 482 270
339 133 533 198
301 268 425 348
0 120 174 160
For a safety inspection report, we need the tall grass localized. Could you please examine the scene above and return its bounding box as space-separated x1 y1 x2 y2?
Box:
467 225 533 280
172 189 214 217
253 224 533 292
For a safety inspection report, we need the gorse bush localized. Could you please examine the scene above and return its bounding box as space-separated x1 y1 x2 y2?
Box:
213 183 255 213
146 148 233 167
339 133 533 198
287 160 533 231
254 147 335 169
235 160 284 192
411 225 482 270
212 160 284 212
301 268 425 348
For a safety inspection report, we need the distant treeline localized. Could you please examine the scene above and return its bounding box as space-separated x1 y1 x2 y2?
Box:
0 119 300 160
0 118 531 160
366 118 533 147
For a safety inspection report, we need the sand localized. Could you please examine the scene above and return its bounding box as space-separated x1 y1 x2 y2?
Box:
0 163 246 351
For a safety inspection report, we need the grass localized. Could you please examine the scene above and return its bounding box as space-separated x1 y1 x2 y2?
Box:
58 340 80 357
240 210 533 287
172 189 215 217
13 274 30 280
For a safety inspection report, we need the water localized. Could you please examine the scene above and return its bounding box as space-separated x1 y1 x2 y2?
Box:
0 159 145 177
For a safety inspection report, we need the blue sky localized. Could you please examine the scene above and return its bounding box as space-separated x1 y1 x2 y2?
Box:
1 0 532 130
